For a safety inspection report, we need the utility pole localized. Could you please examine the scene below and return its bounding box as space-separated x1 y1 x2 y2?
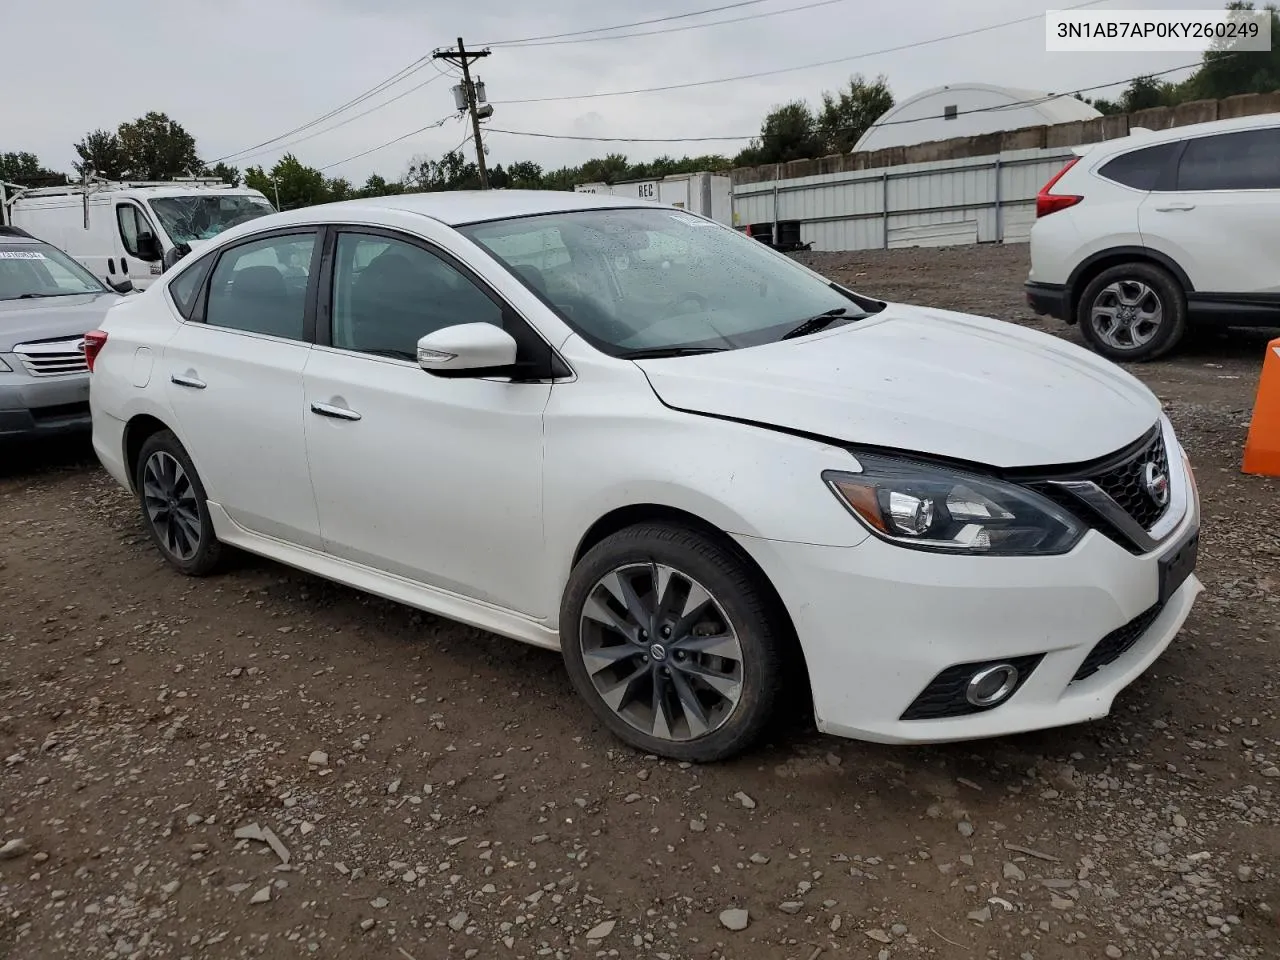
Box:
434 37 491 189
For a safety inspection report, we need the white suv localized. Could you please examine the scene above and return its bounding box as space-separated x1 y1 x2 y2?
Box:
1025 113 1280 362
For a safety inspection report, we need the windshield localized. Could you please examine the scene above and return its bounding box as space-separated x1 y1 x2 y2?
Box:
458 207 863 355
148 193 277 246
0 243 106 300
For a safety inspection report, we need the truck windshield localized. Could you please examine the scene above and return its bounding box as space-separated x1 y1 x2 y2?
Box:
458 207 863 355
148 194 276 245
0 243 107 300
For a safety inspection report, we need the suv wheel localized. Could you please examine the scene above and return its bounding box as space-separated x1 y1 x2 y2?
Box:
135 430 224 576
560 523 787 762
1076 262 1186 362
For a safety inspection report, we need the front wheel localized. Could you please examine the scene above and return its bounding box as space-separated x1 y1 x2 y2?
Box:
1076 262 1187 362
559 522 787 762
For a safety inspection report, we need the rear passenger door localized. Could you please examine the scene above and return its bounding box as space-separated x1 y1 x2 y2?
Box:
1138 126 1280 297
163 229 323 548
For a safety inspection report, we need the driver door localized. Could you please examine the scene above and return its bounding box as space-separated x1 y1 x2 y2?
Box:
302 227 552 616
115 202 163 288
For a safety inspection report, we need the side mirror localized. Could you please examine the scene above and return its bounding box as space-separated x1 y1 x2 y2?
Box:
417 323 518 378
108 278 135 294
136 231 163 262
162 242 191 272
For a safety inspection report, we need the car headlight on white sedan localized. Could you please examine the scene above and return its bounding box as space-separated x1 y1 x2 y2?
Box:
824 456 1085 556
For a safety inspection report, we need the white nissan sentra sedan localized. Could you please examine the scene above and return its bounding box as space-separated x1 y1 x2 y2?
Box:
86 191 1202 761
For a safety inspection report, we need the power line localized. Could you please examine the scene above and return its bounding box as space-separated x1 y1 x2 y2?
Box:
478 0 775 46
318 113 460 172
230 74 447 167
211 56 435 164
490 0 852 48
494 0 1110 104
482 61 1203 144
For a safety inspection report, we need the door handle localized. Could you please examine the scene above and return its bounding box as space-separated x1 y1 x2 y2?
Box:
170 373 207 389
310 401 362 421
1154 204 1195 212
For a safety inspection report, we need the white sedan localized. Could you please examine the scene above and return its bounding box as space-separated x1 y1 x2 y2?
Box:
86 191 1202 761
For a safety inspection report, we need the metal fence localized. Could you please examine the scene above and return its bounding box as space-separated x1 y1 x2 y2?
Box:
731 146 1077 252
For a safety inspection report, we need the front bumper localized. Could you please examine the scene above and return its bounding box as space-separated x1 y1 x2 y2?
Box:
734 460 1202 745
0 365 92 439
1024 281 1070 322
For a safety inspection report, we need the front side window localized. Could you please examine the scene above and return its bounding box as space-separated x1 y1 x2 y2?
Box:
0 243 106 300
205 233 316 340
1176 128 1280 191
459 207 863 355
117 204 158 259
331 232 503 359
149 194 277 245
1098 142 1178 191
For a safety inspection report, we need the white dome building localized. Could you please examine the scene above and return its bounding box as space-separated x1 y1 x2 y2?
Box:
854 83 1102 152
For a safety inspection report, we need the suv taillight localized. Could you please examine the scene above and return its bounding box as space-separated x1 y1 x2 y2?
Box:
82 330 108 372
1036 157 1083 218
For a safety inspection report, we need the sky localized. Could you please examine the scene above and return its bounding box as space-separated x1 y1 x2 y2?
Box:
10 0 1222 186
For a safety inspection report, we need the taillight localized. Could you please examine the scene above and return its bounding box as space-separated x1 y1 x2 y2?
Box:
82 329 108 372
1036 157 1083 218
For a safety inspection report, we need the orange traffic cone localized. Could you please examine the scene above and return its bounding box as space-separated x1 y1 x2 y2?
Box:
1242 336 1280 477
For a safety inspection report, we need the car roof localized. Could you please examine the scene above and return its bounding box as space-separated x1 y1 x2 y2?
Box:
261 189 653 229
1078 110 1280 158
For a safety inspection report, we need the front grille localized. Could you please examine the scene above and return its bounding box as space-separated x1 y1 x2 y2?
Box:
1071 602 1164 682
901 654 1043 720
13 337 89 377
1089 428 1169 531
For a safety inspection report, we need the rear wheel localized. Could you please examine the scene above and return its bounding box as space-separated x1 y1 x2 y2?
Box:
135 430 223 576
560 522 787 762
1077 262 1186 362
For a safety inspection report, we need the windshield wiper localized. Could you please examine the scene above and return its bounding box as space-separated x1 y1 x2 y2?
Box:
780 307 848 340
619 346 727 360
16 292 54 299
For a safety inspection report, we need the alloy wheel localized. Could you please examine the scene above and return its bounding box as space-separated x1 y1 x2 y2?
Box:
1090 280 1163 351
579 562 745 742
142 451 202 562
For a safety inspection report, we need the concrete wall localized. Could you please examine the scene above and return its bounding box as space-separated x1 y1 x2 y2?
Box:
730 90 1280 186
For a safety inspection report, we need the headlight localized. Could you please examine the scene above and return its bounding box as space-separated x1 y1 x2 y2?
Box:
824 455 1085 556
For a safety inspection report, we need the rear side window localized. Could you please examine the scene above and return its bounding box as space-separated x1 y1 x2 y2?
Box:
167 254 214 320
1097 143 1178 191
1176 128 1280 191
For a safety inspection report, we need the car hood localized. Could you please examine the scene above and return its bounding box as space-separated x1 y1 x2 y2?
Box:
0 292 121 352
635 304 1161 469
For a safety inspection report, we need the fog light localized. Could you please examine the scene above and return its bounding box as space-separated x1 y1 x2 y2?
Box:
965 663 1020 707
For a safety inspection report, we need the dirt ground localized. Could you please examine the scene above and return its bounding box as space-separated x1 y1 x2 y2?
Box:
2 244 1278 960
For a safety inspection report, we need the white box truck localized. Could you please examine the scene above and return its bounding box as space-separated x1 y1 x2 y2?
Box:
575 172 733 227
1 179 276 290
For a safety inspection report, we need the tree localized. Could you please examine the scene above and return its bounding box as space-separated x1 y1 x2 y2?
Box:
0 151 66 187
202 162 242 187
357 173 404 197
505 160 545 189
117 112 201 180
325 177 353 201
816 74 894 153
73 129 126 179
1186 2 1280 99
244 154 329 210
1119 75 1176 112
735 101 823 166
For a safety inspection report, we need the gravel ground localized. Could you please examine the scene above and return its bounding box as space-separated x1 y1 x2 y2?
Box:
2 244 1278 960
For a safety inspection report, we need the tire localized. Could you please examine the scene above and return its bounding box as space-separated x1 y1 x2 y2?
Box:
1076 261 1186 362
134 430 224 577
559 522 787 762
